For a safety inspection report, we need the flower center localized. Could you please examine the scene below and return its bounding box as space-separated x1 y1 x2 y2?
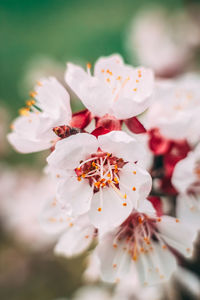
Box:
75 152 125 191
113 211 164 261
74 152 130 210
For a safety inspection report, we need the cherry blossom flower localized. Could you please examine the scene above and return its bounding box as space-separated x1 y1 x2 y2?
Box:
47 131 152 230
0 167 57 250
95 201 196 286
172 143 200 229
7 77 72 153
126 8 200 77
146 75 200 143
40 197 96 257
65 54 154 120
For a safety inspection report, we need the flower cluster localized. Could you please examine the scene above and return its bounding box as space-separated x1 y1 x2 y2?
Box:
8 54 199 288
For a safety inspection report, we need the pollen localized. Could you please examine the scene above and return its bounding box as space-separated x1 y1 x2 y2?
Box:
176 219 180 223
92 162 96 167
106 78 110 83
162 245 167 249
132 186 136 191
85 235 89 239
114 177 118 183
101 69 104 73
123 193 127 199
123 202 127 206
113 244 118 248
133 171 136 174
37 81 43 86
77 176 81 181
69 222 74 227
87 62 92 69
106 69 113 75
157 218 162 222
56 174 60 178
116 76 121 80
136 79 139 83
113 264 117 268
10 124 14 130
19 107 30 116
26 99 35 106
98 207 102 212
29 91 37 98
82 174 86 178
133 88 137 92
48 217 56 223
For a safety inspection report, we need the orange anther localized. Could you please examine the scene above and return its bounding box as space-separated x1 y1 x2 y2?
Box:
123 202 127 206
87 62 91 69
132 187 136 191
98 207 102 212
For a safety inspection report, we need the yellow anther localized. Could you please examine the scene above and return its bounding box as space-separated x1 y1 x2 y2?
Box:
116 76 121 80
19 107 30 116
136 79 139 83
114 177 119 183
26 99 35 106
106 78 110 83
133 88 137 92
123 193 127 199
69 222 74 227
107 173 111 178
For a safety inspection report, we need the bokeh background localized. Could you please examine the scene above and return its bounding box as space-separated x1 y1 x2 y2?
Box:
0 0 200 299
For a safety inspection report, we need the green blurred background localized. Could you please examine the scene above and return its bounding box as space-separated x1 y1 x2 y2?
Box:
0 1 198 300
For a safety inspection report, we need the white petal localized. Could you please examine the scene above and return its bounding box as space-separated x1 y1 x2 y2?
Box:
40 197 72 234
119 163 152 209
89 187 132 231
65 63 112 117
96 232 131 283
47 133 98 170
54 215 94 257
157 216 197 257
111 67 154 119
35 77 72 122
57 175 93 216
7 132 52 153
98 131 146 163
135 241 176 285
172 152 196 193
176 194 200 230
